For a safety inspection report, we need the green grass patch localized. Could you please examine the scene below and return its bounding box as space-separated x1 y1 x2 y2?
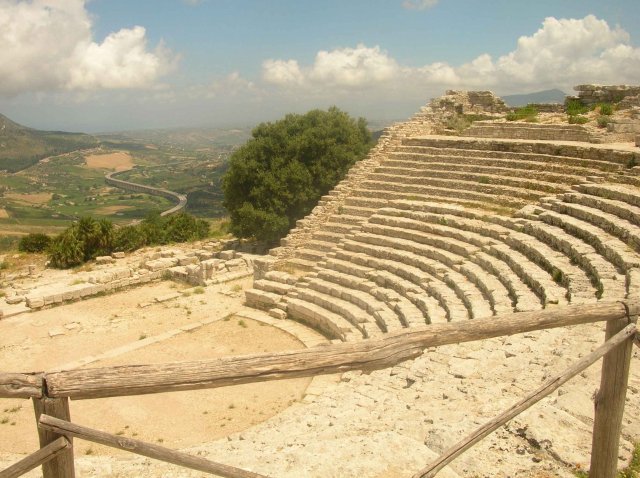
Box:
566 99 590 116
506 104 538 122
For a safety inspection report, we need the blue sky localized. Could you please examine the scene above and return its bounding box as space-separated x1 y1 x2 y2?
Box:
1 0 639 132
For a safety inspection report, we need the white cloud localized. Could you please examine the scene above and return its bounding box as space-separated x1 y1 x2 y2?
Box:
0 0 175 96
263 44 398 88
262 59 304 86
310 44 399 86
402 0 438 11
414 15 640 93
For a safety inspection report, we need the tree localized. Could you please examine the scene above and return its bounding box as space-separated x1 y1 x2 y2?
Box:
222 107 372 242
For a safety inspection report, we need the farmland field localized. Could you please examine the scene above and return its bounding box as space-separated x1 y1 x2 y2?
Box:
0 126 249 248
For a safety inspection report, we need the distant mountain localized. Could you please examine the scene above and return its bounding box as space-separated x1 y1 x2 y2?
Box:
502 89 567 107
0 114 98 172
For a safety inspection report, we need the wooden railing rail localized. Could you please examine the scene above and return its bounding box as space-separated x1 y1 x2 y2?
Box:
0 437 70 478
38 415 267 478
40 301 638 400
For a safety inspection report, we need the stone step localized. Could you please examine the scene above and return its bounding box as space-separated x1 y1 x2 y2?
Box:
458 261 514 315
370 169 566 195
339 205 379 217
347 192 509 214
305 276 402 333
335 248 467 322
519 220 626 301
341 238 492 319
548 200 640 253
323 257 373 279
370 211 500 249
487 243 569 306
306 239 338 253
574 183 640 208
387 199 489 220
264 270 298 285
392 146 623 172
470 252 543 312
400 136 630 167
254 279 293 296
386 151 614 177
330 213 369 225
245 289 283 311
296 248 326 263
311 231 345 244
364 175 548 200
353 185 527 211
295 287 384 338
286 298 359 342
322 222 357 235
378 160 587 185
367 269 446 324
537 209 640 271
498 226 596 303
561 192 640 227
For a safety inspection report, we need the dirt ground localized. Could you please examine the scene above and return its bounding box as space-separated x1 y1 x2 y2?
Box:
0 208 9 219
93 205 135 215
0 278 310 458
84 152 133 171
4 192 53 205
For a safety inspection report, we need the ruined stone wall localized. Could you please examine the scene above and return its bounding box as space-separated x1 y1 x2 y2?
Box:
573 84 640 106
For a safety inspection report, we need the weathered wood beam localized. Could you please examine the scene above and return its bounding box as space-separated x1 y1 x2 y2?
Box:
413 323 637 478
590 315 637 477
0 373 42 399
32 398 75 478
44 301 636 400
38 415 269 478
0 437 71 478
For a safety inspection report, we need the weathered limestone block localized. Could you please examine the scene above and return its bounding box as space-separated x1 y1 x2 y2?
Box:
112 251 126 259
96 255 115 264
219 250 235 260
26 296 44 309
177 255 198 266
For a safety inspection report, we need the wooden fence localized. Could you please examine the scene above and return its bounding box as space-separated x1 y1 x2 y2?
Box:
0 300 638 478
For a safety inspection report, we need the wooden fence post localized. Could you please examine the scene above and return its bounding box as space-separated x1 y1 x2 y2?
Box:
590 315 636 477
32 397 75 478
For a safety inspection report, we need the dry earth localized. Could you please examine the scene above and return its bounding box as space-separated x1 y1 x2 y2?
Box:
0 208 9 219
4 193 52 205
0 278 312 463
84 152 133 171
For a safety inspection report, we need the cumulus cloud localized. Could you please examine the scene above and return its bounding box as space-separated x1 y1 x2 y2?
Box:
402 0 438 11
263 44 398 88
414 15 640 92
262 59 304 86
262 15 640 101
0 0 175 96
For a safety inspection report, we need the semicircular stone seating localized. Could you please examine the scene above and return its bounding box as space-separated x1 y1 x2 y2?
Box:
245 118 640 343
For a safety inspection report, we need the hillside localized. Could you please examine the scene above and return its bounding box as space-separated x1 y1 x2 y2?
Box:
0 113 98 172
502 88 567 106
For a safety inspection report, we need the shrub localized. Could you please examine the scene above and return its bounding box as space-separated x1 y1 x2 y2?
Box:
506 104 538 122
18 233 51 253
222 107 372 242
48 229 84 268
565 99 589 116
597 116 610 128
597 102 614 115
568 115 589 125
113 225 146 252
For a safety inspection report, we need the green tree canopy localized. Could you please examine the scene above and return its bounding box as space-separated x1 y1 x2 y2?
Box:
222 107 372 242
